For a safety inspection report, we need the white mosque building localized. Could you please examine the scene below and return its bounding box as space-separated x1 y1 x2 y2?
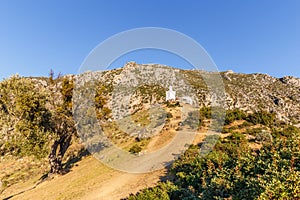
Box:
166 86 176 101
165 86 194 105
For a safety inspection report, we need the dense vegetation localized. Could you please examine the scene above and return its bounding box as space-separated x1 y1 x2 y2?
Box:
0 74 77 174
0 76 51 158
126 109 300 200
127 134 300 199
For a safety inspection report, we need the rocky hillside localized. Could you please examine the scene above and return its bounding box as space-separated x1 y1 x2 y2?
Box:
75 62 300 125
1 62 299 138
221 71 300 123
1 62 300 199
1 62 300 156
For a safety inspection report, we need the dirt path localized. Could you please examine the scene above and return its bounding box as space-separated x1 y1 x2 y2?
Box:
1 156 166 200
83 169 165 200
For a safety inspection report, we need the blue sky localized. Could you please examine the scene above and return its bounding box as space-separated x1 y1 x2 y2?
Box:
0 0 299 79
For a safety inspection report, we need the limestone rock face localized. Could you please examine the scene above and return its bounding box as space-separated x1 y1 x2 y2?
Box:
280 76 300 87
218 72 300 123
74 63 300 124
3 62 300 126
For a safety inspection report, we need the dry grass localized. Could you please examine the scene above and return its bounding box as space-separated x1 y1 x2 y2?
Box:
1 156 166 200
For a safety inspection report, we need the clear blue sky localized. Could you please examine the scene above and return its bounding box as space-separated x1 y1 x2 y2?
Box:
0 0 299 79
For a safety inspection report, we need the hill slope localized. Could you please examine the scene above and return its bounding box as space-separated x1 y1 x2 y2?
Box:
1 62 300 199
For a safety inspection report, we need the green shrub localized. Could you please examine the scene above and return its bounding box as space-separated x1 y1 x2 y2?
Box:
95 83 112 120
271 125 300 138
199 107 211 119
246 111 276 126
129 144 142 154
245 127 264 136
0 76 52 158
240 121 254 128
225 109 247 125
125 182 177 200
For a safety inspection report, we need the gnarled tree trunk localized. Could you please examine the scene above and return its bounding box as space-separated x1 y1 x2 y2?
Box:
49 114 75 174
48 76 76 174
49 135 72 174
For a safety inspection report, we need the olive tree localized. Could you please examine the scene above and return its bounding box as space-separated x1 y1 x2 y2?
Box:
48 76 77 174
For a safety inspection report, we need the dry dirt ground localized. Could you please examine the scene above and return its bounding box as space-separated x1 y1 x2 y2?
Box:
1 156 167 200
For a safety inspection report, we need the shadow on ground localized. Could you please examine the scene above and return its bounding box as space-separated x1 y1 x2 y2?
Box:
2 148 90 200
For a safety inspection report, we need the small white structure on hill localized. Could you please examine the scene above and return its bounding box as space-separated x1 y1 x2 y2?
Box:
181 96 193 105
166 86 176 101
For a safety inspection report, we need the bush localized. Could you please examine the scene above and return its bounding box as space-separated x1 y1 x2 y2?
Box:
166 112 173 119
271 125 300 138
225 109 247 125
95 83 112 120
182 111 200 129
246 111 276 126
129 144 142 154
199 107 211 119
245 127 264 136
125 182 177 200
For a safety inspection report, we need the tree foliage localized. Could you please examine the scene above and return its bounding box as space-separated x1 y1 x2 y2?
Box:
48 76 76 174
95 83 112 120
0 75 77 174
0 76 51 158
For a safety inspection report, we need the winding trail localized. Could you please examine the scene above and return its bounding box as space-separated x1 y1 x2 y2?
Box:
1 156 166 200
